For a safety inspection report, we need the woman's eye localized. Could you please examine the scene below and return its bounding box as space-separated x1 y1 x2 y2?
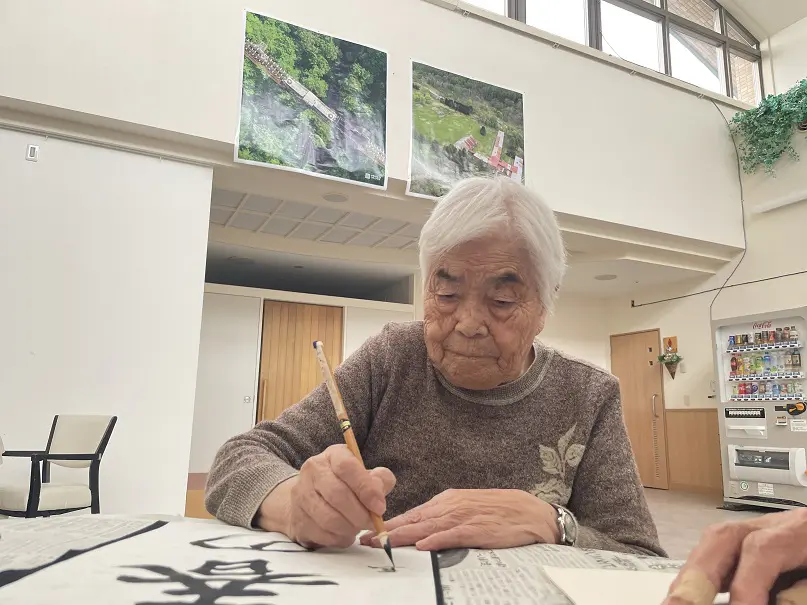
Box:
493 300 515 308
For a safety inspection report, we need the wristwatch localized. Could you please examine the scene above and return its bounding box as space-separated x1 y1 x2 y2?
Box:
551 504 579 547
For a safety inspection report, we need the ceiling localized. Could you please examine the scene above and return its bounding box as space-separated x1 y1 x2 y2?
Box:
721 0 807 38
561 257 711 297
210 189 420 251
206 242 414 302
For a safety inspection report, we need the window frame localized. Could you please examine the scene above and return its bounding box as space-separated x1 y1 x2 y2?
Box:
506 0 763 102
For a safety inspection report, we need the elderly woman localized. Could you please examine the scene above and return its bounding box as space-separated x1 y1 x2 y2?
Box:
206 177 664 557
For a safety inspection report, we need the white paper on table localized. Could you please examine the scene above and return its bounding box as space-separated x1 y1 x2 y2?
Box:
0 516 160 570
0 521 438 605
543 566 730 605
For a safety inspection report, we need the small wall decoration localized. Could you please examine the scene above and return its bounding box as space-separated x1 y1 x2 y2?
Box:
408 61 525 198
236 11 388 188
659 336 681 378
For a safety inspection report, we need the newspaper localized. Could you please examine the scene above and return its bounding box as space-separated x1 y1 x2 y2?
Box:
0 516 159 571
437 544 684 605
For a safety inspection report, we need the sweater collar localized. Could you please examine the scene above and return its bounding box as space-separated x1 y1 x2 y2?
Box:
434 341 553 406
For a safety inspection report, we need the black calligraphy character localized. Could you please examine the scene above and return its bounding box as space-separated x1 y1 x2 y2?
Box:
190 535 309 553
117 559 337 605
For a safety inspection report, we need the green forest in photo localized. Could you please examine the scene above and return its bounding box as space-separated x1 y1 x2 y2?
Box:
411 63 525 197
238 12 387 185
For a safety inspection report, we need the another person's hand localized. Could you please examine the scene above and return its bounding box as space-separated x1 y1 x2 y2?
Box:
360 488 559 551
256 444 396 549
664 508 807 605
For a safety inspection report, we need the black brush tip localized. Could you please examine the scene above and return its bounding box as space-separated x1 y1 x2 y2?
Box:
381 538 395 571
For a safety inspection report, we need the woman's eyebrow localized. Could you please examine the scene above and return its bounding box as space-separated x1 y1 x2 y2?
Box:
436 269 459 283
490 272 523 286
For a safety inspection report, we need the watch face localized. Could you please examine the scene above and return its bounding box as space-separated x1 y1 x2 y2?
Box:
559 507 578 545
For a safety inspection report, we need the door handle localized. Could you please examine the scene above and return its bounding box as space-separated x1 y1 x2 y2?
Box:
652 394 659 418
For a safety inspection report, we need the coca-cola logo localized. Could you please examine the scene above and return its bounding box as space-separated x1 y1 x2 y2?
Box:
752 321 772 329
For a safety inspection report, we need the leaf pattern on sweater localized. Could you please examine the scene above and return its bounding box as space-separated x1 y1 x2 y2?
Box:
529 424 584 505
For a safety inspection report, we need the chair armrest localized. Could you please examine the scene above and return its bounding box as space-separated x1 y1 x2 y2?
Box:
43 454 97 461
2 450 47 459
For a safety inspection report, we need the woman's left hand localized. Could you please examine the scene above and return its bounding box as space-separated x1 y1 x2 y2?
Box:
359 488 560 551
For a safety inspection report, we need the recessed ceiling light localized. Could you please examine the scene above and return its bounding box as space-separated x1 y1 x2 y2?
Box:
322 192 348 203
594 274 618 281
226 256 254 265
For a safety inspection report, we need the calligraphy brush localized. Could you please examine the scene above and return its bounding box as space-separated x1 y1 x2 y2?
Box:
312 341 395 571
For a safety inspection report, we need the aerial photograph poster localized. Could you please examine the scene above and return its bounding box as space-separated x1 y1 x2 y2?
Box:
236 11 388 188
409 61 525 198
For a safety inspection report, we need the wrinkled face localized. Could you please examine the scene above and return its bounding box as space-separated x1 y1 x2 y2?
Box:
423 234 547 390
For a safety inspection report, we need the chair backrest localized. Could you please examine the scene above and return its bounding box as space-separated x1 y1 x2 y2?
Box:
46 415 117 468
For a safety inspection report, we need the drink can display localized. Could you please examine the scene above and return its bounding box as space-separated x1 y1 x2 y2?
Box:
758 383 766 395
751 383 759 395
737 334 745 346
754 332 762 344
729 335 736 347
772 383 780 397
731 384 738 397
761 330 769 343
742 334 750 345
769 331 776 344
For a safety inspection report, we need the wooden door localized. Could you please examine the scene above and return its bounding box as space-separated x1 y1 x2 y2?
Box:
257 301 343 423
610 330 670 489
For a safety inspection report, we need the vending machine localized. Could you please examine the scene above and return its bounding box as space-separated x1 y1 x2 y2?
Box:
712 308 807 510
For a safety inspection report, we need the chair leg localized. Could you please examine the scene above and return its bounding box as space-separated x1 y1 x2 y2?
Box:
26 458 43 517
89 461 101 514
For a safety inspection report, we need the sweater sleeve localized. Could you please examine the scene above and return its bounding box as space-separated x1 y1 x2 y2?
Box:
567 378 667 557
204 327 389 528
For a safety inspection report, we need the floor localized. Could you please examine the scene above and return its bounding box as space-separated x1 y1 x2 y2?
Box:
644 488 765 560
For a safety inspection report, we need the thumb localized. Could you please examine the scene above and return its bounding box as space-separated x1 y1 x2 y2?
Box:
369 467 396 495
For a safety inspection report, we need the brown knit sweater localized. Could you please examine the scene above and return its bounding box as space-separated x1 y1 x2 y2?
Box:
206 321 665 557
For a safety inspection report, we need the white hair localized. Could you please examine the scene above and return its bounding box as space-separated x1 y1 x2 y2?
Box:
418 177 567 312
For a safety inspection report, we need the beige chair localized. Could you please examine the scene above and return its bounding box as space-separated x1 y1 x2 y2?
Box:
0 415 117 517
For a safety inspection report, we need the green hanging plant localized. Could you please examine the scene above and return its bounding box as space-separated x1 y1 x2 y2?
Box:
729 79 807 175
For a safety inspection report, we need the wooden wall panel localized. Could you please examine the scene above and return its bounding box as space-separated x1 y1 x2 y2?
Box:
185 489 214 519
257 301 343 423
666 409 724 495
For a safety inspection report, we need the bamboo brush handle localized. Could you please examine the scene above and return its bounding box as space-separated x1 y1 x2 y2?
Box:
313 341 387 537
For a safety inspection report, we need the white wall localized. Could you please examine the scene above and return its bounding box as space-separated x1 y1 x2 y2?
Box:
188 293 262 474
767 16 807 93
0 128 212 514
343 307 415 359
606 135 807 409
0 0 743 247
539 293 612 371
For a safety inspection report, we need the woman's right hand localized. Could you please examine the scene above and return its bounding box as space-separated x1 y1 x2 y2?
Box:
257 444 396 548
665 508 807 605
